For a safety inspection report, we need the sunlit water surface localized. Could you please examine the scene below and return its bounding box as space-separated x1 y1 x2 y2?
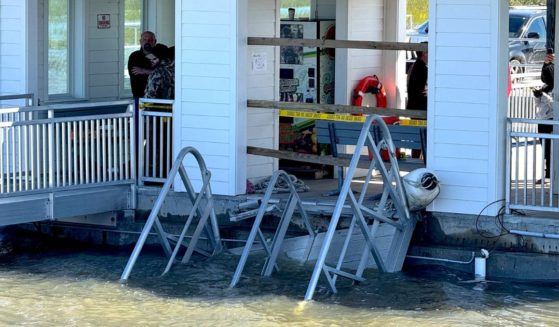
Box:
1 235 559 326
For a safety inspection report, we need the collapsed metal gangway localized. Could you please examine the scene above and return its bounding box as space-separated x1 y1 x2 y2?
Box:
230 115 417 301
229 170 317 287
120 146 222 281
304 115 416 300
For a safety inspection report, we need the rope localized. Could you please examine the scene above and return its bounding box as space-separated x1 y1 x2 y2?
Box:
253 174 310 194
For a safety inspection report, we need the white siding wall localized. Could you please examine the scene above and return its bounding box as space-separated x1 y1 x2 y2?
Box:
175 0 247 195
336 0 384 105
88 0 121 100
428 0 508 215
0 0 26 96
383 1 406 109
246 0 278 181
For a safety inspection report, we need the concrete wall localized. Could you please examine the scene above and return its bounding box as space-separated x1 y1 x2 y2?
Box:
428 0 508 215
175 0 247 195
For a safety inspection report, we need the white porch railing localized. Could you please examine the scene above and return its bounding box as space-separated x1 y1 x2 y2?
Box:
0 93 34 108
506 118 559 214
507 81 544 133
0 101 135 195
138 98 173 186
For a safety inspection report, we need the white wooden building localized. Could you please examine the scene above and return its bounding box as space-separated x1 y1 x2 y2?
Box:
0 0 543 219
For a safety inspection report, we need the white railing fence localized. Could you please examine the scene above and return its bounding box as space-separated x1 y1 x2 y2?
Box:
138 98 173 185
0 101 135 195
509 62 542 83
507 80 544 133
0 93 34 108
506 118 559 214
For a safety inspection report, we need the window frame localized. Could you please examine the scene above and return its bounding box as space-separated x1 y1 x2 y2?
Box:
120 0 145 98
45 0 86 101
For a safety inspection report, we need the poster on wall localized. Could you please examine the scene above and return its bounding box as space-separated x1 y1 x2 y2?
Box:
97 14 111 29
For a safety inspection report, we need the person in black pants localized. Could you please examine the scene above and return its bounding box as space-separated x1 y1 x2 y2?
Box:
533 51 555 184
407 43 428 160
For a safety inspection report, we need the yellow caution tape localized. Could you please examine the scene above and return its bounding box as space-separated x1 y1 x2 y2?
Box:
399 118 427 126
279 110 428 126
279 110 366 122
139 103 173 111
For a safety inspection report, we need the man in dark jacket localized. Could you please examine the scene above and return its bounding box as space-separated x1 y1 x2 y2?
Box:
128 31 168 98
406 44 428 159
406 45 428 111
128 31 168 171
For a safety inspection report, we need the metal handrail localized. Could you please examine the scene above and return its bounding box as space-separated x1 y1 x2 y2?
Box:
506 118 559 214
120 146 222 282
230 169 316 288
138 98 173 185
304 115 415 301
0 94 34 107
0 101 135 195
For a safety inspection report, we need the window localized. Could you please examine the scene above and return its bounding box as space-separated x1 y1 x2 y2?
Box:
526 17 546 39
280 1 311 20
509 15 528 38
123 0 143 93
48 0 70 96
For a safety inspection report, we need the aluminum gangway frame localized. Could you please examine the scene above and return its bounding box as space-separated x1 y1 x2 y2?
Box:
120 146 222 281
304 115 416 300
229 170 317 287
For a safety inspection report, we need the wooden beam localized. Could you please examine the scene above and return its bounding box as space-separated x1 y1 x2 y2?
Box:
247 146 372 169
247 100 427 120
248 37 427 52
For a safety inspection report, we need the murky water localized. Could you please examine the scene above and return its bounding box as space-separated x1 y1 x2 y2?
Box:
1 235 559 326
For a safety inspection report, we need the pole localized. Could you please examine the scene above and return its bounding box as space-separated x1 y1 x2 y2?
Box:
547 0 556 49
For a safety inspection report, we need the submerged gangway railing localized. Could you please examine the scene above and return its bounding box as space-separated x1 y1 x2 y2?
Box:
235 115 417 301
506 118 559 214
138 98 173 186
0 101 135 196
303 115 416 300
229 170 317 288
121 146 222 281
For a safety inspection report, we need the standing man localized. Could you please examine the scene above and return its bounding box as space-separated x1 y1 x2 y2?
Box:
406 44 428 111
128 31 168 99
406 43 428 159
533 50 555 184
128 31 168 172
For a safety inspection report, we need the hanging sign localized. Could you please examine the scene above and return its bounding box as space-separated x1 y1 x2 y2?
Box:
97 14 111 29
252 52 267 73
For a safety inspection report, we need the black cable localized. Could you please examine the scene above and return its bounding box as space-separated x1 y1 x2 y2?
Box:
473 199 513 255
474 199 510 239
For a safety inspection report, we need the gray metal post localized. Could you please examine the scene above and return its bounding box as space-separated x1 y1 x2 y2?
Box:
304 116 374 301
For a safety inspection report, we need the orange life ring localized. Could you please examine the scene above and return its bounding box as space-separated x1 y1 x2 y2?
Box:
353 75 400 161
352 75 387 108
